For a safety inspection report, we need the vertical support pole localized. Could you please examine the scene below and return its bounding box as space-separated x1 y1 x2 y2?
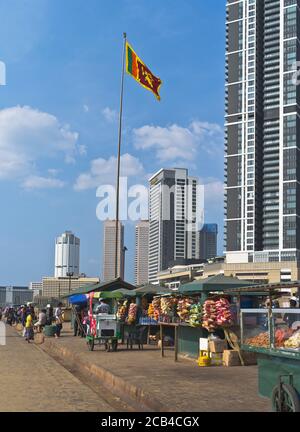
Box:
115 33 127 279
175 325 178 362
268 289 274 349
160 323 164 357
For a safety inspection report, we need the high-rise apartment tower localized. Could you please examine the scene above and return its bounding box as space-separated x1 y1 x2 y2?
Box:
225 0 300 264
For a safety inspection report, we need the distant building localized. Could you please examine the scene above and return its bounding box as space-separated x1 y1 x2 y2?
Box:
42 276 100 299
135 221 149 285
157 258 299 289
103 220 125 281
157 263 205 290
29 282 42 298
0 286 33 307
148 168 199 283
55 231 80 278
199 224 218 261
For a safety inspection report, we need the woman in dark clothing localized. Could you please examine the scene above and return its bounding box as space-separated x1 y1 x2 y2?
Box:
46 305 54 325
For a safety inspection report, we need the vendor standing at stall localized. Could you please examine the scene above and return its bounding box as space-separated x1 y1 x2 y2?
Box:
73 304 82 337
95 298 110 314
284 297 300 328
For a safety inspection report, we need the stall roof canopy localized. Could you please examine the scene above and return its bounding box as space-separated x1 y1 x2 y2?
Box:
227 280 300 295
63 277 136 298
134 284 172 296
111 288 136 297
179 274 258 294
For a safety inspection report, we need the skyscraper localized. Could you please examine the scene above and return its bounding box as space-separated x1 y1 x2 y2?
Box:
225 0 300 264
199 224 218 261
148 168 199 283
55 231 80 278
103 220 125 281
135 220 149 285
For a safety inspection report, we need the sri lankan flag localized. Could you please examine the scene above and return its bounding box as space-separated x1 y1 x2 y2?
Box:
126 42 162 101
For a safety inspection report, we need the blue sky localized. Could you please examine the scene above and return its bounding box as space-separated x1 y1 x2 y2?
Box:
0 0 226 285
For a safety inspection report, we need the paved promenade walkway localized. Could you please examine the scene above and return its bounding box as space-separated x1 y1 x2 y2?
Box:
41 324 271 412
0 325 118 412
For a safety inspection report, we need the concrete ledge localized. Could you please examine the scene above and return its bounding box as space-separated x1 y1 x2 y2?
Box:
41 338 169 412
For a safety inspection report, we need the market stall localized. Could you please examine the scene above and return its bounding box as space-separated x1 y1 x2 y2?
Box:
85 290 125 352
63 278 136 351
115 284 171 345
172 275 258 359
232 282 300 412
154 294 235 360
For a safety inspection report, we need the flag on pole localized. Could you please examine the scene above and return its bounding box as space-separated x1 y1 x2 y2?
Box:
126 42 162 101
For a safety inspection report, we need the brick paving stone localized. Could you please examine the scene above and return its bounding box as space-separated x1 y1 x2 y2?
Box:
0 325 116 412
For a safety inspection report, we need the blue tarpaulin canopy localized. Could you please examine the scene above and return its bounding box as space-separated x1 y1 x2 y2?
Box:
69 294 88 305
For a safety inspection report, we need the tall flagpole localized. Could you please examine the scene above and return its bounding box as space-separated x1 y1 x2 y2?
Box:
115 32 127 279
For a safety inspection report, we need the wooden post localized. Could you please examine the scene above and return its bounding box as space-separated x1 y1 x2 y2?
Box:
174 325 178 362
147 325 151 345
160 324 164 357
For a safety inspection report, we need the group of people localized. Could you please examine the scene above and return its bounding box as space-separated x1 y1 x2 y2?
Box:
0 302 65 342
1 304 36 328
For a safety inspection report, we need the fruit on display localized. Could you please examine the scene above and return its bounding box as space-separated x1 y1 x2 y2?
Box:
275 328 293 347
147 303 154 319
151 297 161 321
177 297 193 323
284 330 300 349
215 298 233 327
117 300 128 322
245 332 270 348
202 300 217 331
127 303 138 325
189 303 202 327
161 297 177 316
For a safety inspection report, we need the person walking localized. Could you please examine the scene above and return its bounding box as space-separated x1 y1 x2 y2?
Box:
25 310 34 343
54 303 63 338
46 304 54 325
34 309 47 333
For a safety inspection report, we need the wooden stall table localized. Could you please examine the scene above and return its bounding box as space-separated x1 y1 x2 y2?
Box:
159 322 179 362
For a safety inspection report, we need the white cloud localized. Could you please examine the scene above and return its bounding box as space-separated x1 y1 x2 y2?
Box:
0 105 80 183
202 178 224 206
47 168 60 177
133 121 223 163
102 107 117 123
74 153 144 191
78 144 87 156
83 104 89 113
22 175 65 190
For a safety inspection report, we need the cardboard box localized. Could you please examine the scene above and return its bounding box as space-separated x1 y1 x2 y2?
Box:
240 350 257 366
222 350 258 366
210 353 223 366
209 339 226 353
223 350 241 367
